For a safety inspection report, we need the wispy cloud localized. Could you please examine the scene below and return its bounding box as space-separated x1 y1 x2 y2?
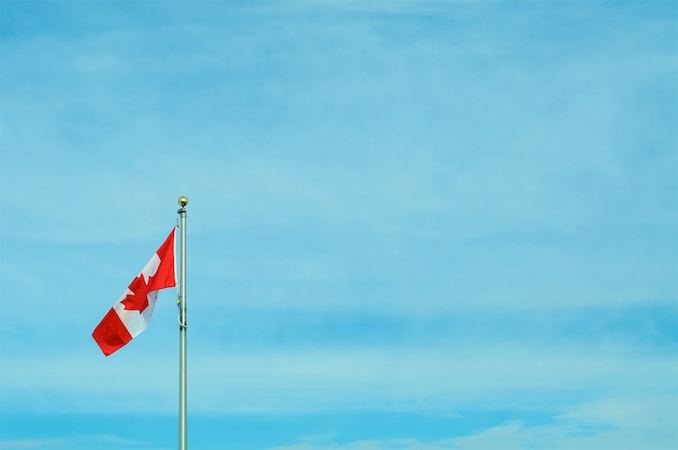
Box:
2 342 674 416
0 434 145 450
267 396 677 449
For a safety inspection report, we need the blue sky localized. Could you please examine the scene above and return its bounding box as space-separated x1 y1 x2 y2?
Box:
0 1 676 449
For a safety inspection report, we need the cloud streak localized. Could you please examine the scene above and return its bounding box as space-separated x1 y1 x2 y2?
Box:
2 341 674 416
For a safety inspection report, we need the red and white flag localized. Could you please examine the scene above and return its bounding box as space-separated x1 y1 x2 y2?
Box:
93 228 177 356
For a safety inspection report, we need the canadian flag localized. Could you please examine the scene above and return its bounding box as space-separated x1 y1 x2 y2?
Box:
93 228 177 356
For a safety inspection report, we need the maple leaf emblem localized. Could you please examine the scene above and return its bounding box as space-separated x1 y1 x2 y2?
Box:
121 274 153 313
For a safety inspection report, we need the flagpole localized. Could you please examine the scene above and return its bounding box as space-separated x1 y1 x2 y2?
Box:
178 196 188 450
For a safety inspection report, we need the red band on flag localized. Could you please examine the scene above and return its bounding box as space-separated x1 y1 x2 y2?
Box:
148 228 176 291
92 308 133 356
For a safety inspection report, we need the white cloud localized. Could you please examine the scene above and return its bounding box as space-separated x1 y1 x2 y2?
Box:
449 396 678 450
269 438 451 450
0 434 146 450
2 343 674 416
266 396 678 450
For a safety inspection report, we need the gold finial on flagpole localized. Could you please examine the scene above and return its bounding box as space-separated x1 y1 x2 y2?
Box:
178 196 189 207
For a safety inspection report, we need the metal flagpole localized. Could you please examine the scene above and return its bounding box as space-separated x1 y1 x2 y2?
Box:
178 196 188 450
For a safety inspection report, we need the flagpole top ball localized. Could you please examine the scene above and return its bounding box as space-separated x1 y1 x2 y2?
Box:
178 196 189 207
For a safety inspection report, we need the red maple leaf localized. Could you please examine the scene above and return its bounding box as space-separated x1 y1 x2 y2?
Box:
121 274 153 313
